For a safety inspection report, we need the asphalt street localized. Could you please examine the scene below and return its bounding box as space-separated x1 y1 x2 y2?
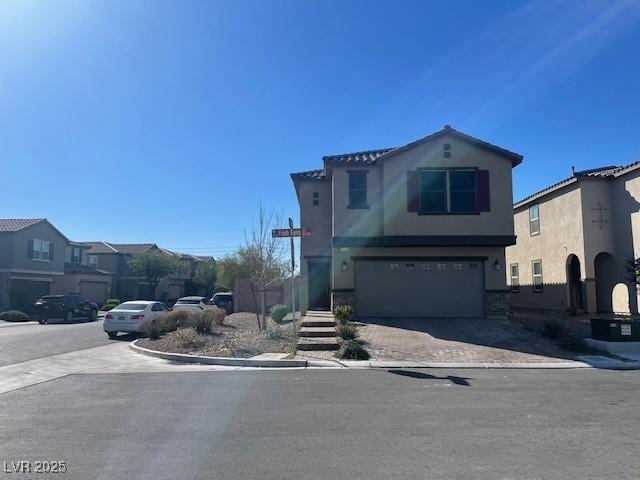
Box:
1 368 639 480
0 319 120 367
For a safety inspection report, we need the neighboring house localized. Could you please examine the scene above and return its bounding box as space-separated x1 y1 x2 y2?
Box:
506 162 640 315
291 125 522 319
57 241 112 304
82 242 206 302
0 219 111 311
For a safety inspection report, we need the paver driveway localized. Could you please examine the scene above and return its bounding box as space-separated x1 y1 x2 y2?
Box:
358 317 573 363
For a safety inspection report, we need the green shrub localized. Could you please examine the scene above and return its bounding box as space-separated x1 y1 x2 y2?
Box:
0 310 29 321
336 322 359 341
106 299 120 305
558 332 592 353
101 304 117 311
204 306 226 326
176 327 205 349
271 304 290 324
333 305 353 325
187 311 214 334
541 320 565 340
335 339 370 360
144 319 161 340
263 326 285 339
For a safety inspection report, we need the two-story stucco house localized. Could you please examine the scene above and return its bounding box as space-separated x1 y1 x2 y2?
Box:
291 125 523 319
82 241 205 302
506 162 640 316
0 218 112 311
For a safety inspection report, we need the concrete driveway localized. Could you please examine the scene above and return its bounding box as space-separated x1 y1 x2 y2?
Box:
358 317 573 363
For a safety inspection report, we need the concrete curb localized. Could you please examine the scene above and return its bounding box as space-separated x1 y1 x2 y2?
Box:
131 341 640 370
130 340 308 368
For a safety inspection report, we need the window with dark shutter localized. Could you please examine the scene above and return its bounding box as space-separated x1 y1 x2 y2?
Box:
406 171 420 212
348 171 368 209
476 170 490 212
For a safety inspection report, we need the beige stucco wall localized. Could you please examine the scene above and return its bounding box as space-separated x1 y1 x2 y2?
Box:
55 273 112 296
333 245 506 291
332 165 384 237
298 180 332 257
507 175 637 314
506 184 584 311
381 135 514 236
611 170 640 313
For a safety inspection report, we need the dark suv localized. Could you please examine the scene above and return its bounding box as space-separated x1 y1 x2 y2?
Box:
33 294 99 324
211 292 234 314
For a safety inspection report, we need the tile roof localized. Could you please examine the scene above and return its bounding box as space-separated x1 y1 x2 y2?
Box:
292 126 523 181
322 147 396 165
64 263 111 275
82 242 155 254
108 243 156 255
290 169 326 180
0 218 44 232
514 162 640 208
82 241 119 254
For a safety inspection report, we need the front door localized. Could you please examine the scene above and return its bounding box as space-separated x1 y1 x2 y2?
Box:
308 259 330 310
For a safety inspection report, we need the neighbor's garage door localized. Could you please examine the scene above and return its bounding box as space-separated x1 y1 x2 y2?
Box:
79 281 109 304
355 259 485 318
9 279 50 312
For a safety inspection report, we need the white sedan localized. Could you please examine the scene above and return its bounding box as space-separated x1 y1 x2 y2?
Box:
103 301 169 338
171 296 209 313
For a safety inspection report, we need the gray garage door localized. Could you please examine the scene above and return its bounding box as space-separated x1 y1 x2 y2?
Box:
79 281 109 304
355 259 485 318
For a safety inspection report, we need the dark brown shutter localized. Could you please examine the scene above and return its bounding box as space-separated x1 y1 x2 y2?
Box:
49 242 54 261
27 239 34 259
407 170 420 212
477 170 490 212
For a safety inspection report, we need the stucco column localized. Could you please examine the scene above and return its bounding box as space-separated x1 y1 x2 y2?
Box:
584 278 597 313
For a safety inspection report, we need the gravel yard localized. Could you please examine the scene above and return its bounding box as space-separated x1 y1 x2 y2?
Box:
137 312 297 358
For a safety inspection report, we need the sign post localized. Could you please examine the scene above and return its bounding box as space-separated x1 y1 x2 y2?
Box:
272 224 311 327
288 217 296 325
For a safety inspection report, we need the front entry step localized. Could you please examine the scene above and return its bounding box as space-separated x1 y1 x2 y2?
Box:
299 327 336 338
301 319 336 328
297 337 339 351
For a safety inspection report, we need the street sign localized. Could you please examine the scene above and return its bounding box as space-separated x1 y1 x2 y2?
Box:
272 227 311 238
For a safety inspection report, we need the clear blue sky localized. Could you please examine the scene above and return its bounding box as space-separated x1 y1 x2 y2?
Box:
2 0 640 257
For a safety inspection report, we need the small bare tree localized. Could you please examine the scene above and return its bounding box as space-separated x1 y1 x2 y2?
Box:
241 203 287 330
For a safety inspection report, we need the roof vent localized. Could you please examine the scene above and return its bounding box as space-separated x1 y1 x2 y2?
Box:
571 166 576 176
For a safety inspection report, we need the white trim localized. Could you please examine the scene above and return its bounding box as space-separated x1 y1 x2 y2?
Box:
0 269 64 275
9 276 54 282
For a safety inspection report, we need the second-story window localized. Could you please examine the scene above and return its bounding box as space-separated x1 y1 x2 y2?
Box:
529 204 540 235
71 246 82 263
31 238 52 261
88 254 98 268
348 171 368 209
420 169 477 214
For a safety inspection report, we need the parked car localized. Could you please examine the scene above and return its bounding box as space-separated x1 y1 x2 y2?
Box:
211 292 234 314
172 296 209 313
33 294 99 324
103 301 169 338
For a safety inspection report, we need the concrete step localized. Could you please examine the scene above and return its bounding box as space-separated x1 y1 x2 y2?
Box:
296 337 339 351
305 310 334 317
299 327 336 338
301 319 336 328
